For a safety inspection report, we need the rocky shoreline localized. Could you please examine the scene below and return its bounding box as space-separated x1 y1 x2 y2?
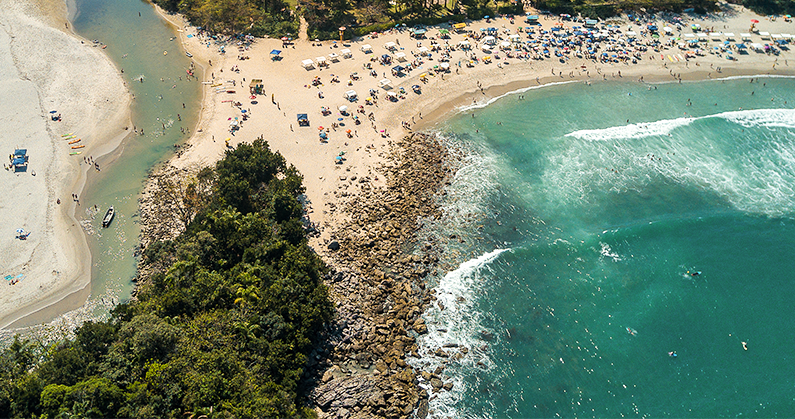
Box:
135 133 463 418
309 132 466 418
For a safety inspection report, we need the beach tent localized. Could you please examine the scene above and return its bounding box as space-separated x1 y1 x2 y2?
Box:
394 52 407 61
297 113 309 126
458 40 471 49
759 32 770 39
750 42 764 51
740 33 752 40
385 41 397 50
684 33 695 39
711 33 723 41
440 62 450 71
481 44 493 52
316 56 327 66
344 90 358 100
301 59 314 69
328 52 339 61
340 48 353 58
482 35 496 45
453 23 467 31
625 31 637 37
772 34 783 39
338 105 348 113
417 46 430 55
391 65 405 76
378 78 392 88
509 34 521 42
584 19 597 28
360 44 373 53
270 50 282 60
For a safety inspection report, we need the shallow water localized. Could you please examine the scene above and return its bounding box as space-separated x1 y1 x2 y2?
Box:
413 77 795 418
69 0 200 319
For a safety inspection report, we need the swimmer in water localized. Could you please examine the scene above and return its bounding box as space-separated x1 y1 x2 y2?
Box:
742 341 748 351
668 351 677 357
627 327 638 336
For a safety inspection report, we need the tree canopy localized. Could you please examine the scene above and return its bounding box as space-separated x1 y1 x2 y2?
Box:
0 138 333 418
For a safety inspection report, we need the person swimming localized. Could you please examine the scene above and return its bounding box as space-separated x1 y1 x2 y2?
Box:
627 327 637 336
668 351 677 357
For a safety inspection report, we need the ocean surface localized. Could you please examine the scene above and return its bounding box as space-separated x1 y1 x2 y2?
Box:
411 76 795 418
60 0 200 322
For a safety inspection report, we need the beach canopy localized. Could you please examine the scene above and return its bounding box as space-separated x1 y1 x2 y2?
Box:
385 41 397 49
340 48 352 57
270 49 281 55
338 105 348 112
316 56 327 63
482 35 496 44
360 44 373 52
740 33 752 39
392 65 405 73
379 78 392 87
301 59 314 68
328 52 339 60
459 40 471 46
454 23 466 30
394 52 407 61
344 90 357 99
417 46 429 53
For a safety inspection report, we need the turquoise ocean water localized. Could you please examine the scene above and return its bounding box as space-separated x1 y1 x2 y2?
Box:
411 77 795 418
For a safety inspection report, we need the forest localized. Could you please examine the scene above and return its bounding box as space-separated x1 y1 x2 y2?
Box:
151 0 794 41
0 139 332 418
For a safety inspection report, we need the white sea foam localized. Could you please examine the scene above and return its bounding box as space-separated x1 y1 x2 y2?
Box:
599 242 622 262
408 248 510 419
546 108 795 218
456 80 578 113
567 108 795 141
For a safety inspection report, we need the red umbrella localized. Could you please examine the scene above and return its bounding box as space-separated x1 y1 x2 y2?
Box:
751 19 759 23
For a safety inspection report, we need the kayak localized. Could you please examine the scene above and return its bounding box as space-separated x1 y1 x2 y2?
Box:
69 151 81 155
71 145 85 149
68 139 81 144
61 133 73 137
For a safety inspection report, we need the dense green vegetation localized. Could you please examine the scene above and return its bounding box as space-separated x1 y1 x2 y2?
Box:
150 0 299 37
0 139 333 418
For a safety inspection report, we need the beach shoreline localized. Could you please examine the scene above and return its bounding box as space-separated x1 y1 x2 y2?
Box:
141 3 795 417
0 0 132 331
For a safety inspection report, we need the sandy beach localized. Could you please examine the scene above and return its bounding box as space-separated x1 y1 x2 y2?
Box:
155 2 795 257
0 0 131 329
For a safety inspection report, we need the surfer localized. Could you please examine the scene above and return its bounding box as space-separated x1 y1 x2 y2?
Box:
668 351 677 357
626 327 637 336
742 341 748 351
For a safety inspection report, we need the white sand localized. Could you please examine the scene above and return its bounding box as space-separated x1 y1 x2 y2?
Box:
156 3 794 260
0 0 131 329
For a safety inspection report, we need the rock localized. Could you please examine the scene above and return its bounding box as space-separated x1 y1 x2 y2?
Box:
430 378 443 390
313 376 382 409
328 240 341 251
434 348 449 358
416 399 429 418
443 381 454 391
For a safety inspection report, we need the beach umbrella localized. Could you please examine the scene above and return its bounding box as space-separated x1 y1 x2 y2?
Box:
338 105 348 112
751 19 759 23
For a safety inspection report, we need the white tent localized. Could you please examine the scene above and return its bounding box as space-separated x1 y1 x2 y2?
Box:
500 41 511 49
417 46 430 54
740 33 752 40
301 59 314 69
384 41 397 50
724 32 735 39
782 33 793 39
481 44 492 52
360 44 373 52
378 78 392 88
482 35 496 45
509 34 521 42
750 42 765 51
697 32 708 39
759 31 770 39
663 26 673 33
344 90 357 100
340 48 352 58
458 40 471 48
338 105 348 112
684 33 695 39
316 56 327 66
626 30 637 37
394 52 407 61
711 33 723 41
328 52 339 61
772 33 783 39
440 62 450 70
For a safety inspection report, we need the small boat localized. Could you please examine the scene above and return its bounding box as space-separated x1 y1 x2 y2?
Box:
69 151 81 155
186 51 193 58
102 206 115 227
71 145 85 149
68 139 81 144
60 133 73 137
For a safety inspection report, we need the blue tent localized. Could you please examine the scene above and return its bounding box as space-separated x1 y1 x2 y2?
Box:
270 49 281 55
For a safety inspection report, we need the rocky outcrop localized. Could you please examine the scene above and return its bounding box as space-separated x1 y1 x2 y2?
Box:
309 133 456 418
